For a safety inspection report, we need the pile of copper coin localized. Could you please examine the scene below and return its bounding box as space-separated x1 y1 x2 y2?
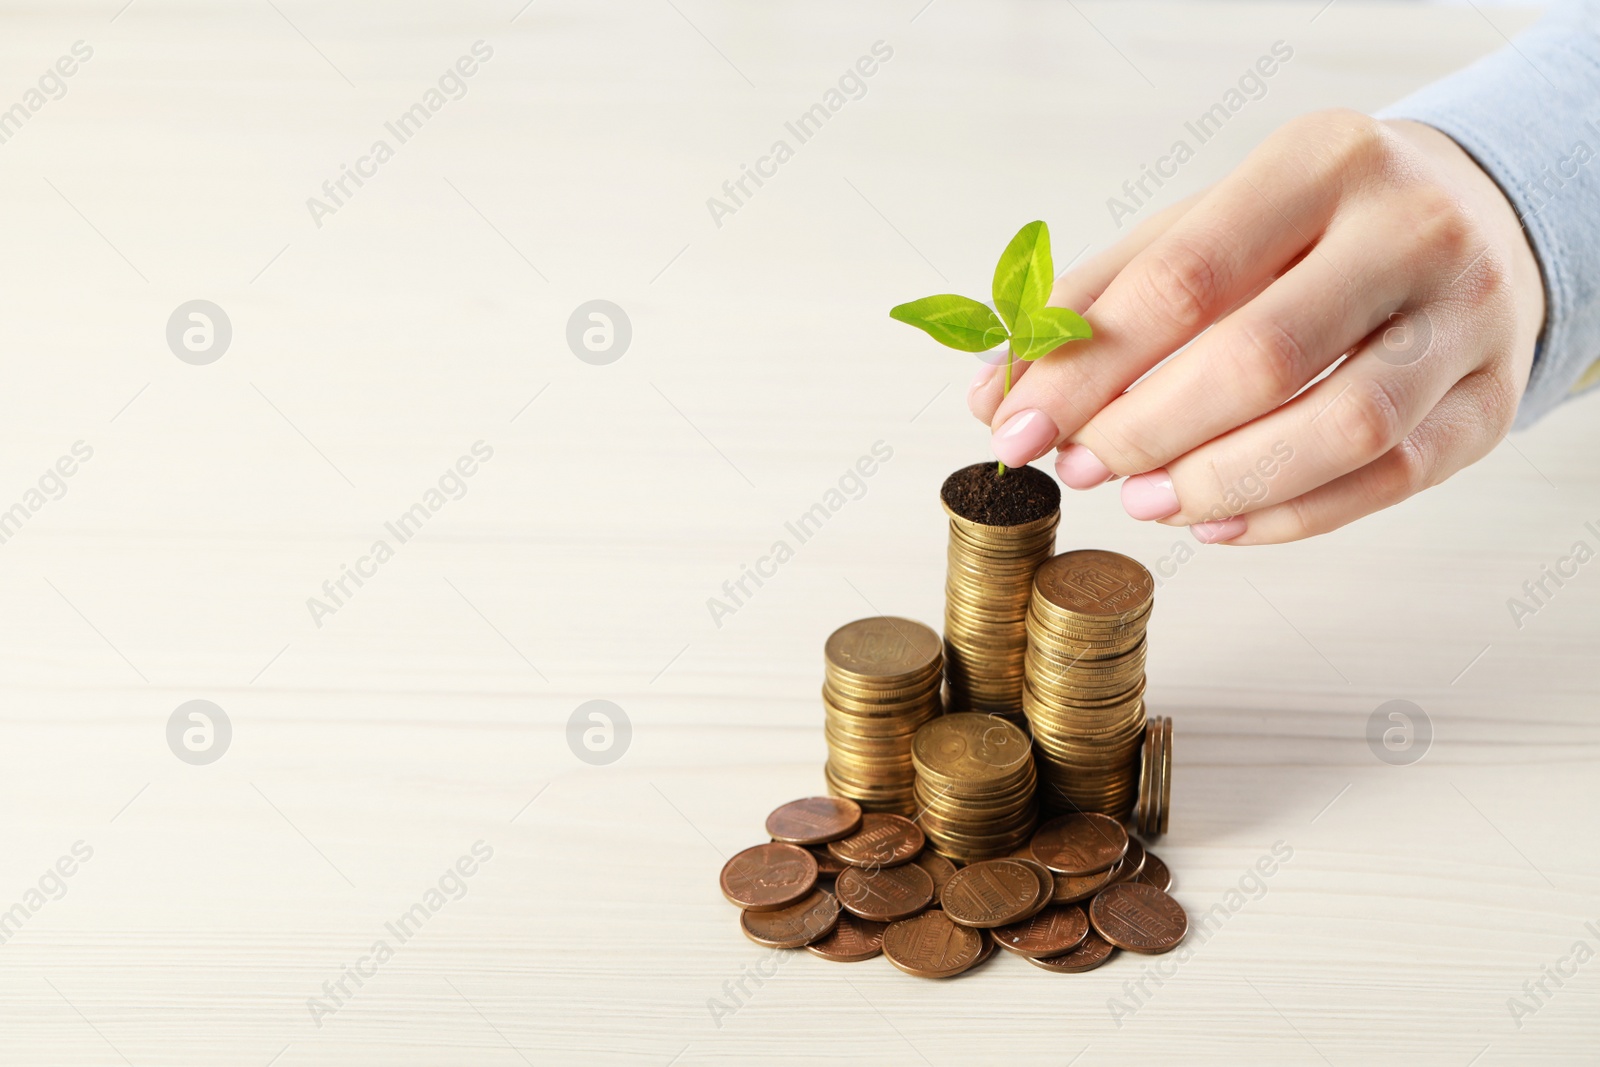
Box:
822 618 945 815
720 797 1186 978
1024 550 1154 820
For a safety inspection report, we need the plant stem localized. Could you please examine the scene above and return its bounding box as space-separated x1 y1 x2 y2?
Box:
997 347 1014 476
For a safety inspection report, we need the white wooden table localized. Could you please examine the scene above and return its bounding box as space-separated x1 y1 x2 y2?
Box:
2 1 1594 1063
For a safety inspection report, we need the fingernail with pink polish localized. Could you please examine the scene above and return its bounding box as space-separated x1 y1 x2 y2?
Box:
1190 517 1247 544
991 409 1058 468
1121 470 1179 520
1055 444 1113 490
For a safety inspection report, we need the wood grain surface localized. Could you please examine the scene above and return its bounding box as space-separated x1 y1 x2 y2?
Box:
0 2 1592 1064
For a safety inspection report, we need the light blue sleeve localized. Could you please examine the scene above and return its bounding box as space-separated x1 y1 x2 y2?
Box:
1377 0 1600 428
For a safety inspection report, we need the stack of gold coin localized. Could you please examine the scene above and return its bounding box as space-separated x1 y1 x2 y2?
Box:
823 617 944 815
912 712 1038 861
1023 550 1154 819
940 463 1060 726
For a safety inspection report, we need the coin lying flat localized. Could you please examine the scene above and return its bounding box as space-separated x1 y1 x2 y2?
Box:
766 797 862 845
806 911 888 962
826 617 943 681
940 859 1045 928
912 852 958 904
835 861 935 922
827 813 925 868
1028 929 1117 973
1032 550 1155 619
740 889 841 948
1030 813 1129 875
1135 851 1172 892
882 909 985 978
1049 863 1121 905
720 843 818 912
1089 882 1187 954
992 904 1090 958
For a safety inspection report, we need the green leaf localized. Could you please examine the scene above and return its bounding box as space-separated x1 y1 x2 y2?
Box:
889 294 1008 353
1010 304 1092 361
991 220 1053 332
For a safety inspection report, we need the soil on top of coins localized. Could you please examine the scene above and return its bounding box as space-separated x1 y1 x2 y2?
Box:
941 462 1060 526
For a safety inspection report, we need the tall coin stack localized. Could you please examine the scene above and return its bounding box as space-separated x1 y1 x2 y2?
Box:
911 713 1038 862
940 463 1060 726
1023 550 1154 819
823 617 944 816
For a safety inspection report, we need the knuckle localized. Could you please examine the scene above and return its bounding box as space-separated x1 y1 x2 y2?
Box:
1369 437 1431 504
1406 186 1477 264
1290 108 1389 178
1327 377 1406 463
1135 238 1223 332
1275 492 1321 542
1229 316 1308 407
1452 246 1515 315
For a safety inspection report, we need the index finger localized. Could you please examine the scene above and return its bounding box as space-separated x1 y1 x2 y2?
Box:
989 112 1378 468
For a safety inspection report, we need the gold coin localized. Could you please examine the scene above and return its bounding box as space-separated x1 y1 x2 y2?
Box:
825 617 942 681
1031 551 1153 620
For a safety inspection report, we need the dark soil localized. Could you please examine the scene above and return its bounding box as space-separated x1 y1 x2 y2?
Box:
940 462 1059 526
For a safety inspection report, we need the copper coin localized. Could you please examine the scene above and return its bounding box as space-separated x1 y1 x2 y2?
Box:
1134 851 1172 892
835 862 935 922
1010 858 1056 921
1029 929 1117 973
827 813 925 868
740 888 840 948
1089 882 1187 954
1030 813 1128 876
720 842 818 911
974 929 996 965
766 797 862 845
1159 716 1172 835
992 904 1090 958
808 845 850 877
1050 863 1121 905
806 911 888 962
939 859 1045 928
1109 839 1146 885
912 852 958 903
882 909 985 978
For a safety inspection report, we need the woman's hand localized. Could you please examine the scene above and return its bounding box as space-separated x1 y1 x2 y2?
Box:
967 109 1546 544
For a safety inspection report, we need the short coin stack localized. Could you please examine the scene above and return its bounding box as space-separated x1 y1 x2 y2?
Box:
1024 550 1155 819
720 796 1186 978
823 617 944 816
940 463 1060 727
1135 715 1173 837
911 713 1038 862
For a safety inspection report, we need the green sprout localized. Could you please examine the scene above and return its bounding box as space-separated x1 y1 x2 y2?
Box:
890 220 1092 474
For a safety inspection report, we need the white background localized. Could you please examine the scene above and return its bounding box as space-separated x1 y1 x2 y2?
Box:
0 1 1594 1064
